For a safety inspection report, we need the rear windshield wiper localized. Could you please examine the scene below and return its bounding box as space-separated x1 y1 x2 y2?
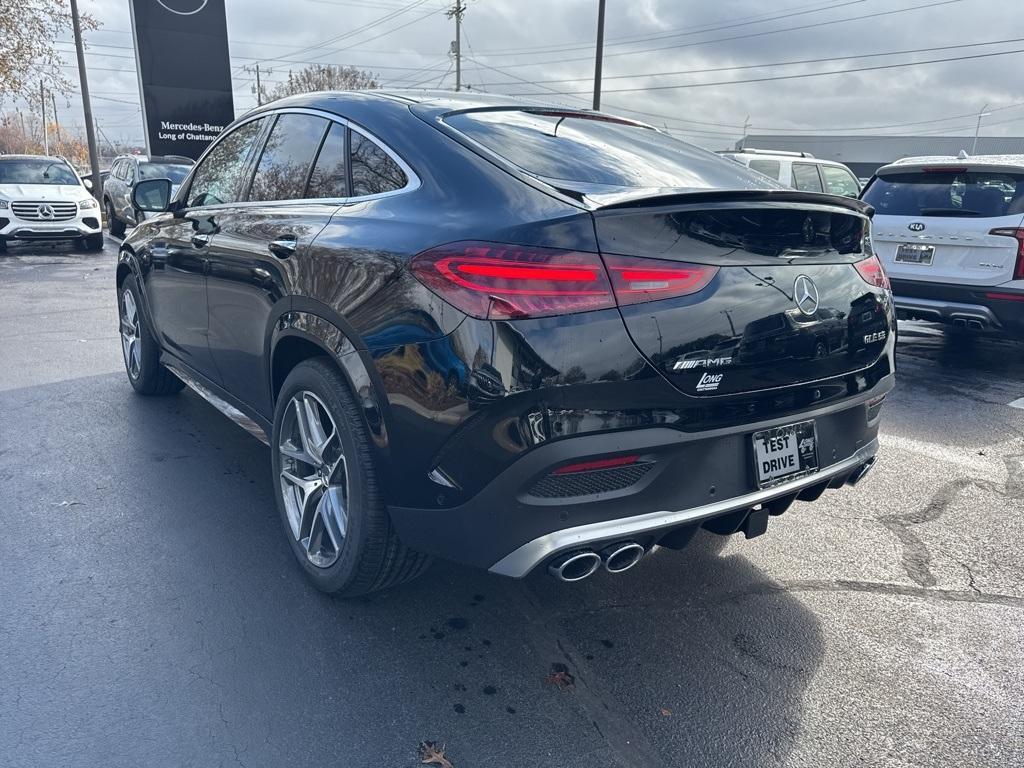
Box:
918 208 982 217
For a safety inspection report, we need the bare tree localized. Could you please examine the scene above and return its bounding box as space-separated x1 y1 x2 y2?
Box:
0 0 97 103
264 64 379 102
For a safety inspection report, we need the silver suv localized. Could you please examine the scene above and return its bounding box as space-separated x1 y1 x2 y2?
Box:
103 155 193 236
719 149 861 198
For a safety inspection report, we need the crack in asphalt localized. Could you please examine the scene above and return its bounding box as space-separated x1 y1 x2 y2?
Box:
728 578 1024 609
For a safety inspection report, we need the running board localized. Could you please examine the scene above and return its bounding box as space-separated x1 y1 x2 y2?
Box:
164 362 270 445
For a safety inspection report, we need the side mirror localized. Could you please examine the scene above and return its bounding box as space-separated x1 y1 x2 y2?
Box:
133 178 173 213
82 177 93 191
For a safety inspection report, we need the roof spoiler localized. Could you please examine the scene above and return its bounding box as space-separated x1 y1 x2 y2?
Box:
590 188 873 216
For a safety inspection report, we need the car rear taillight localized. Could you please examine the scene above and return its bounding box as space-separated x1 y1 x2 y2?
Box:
989 227 1024 280
854 255 891 291
410 242 718 319
603 255 718 307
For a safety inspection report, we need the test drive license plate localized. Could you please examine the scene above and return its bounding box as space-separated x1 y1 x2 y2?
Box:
752 420 819 488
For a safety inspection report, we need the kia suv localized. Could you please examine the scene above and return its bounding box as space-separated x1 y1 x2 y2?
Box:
0 154 103 252
103 154 193 237
862 155 1024 338
117 91 893 595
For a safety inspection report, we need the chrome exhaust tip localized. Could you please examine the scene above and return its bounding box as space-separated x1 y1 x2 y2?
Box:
846 456 877 486
600 542 646 574
967 319 985 330
548 551 602 582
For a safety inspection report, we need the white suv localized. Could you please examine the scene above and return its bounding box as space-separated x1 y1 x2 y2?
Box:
862 155 1024 339
719 149 861 197
0 154 104 252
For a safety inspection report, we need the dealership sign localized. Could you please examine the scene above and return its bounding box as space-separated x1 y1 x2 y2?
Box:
129 0 235 159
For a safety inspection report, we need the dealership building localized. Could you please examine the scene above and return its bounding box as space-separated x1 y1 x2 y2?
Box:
737 135 1024 177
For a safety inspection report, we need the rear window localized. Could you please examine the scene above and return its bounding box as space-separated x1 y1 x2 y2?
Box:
444 109 767 190
863 170 1024 217
140 163 191 184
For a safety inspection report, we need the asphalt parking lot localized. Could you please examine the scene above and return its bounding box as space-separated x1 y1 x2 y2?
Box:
1 237 1022 768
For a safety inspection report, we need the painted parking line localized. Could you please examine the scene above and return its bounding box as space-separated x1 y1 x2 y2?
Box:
1009 397 1024 410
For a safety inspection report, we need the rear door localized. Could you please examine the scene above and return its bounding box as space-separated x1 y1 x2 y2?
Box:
863 166 1024 287
205 111 339 417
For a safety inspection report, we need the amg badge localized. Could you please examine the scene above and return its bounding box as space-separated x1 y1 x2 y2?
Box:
695 372 723 392
673 356 732 370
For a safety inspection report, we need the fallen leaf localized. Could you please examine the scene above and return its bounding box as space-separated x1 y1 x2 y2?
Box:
660 708 672 717
544 669 575 689
418 741 453 768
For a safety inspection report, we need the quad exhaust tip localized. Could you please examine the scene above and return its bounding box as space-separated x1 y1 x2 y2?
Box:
548 551 602 582
600 542 646 573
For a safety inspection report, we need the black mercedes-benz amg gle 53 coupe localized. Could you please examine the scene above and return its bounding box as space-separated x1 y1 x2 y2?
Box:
118 91 894 595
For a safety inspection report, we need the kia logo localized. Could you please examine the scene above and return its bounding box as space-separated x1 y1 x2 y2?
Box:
793 275 819 316
908 222 925 232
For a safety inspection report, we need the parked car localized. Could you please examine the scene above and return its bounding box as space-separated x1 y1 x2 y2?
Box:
117 92 893 595
862 154 1024 338
0 154 103 252
79 168 110 194
720 149 862 198
103 154 193 236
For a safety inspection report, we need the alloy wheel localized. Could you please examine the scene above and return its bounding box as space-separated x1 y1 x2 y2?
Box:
120 288 142 379
278 391 349 568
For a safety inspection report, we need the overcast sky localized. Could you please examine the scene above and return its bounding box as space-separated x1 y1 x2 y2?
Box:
50 0 1024 149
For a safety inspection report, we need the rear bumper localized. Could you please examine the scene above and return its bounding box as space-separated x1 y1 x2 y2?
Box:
891 278 1024 337
388 375 891 577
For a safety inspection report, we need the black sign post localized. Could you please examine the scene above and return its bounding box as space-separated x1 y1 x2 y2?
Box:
129 0 235 159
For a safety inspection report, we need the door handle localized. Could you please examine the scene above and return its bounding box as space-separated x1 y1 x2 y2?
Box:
191 233 211 248
269 235 298 259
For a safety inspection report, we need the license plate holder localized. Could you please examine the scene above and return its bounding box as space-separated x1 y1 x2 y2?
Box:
752 420 819 488
895 243 934 265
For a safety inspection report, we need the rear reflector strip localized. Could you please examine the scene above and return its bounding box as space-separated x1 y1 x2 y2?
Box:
985 292 1024 302
552 455 641 475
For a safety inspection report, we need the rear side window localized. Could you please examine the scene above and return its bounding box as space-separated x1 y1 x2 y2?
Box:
187 118 266 207
249 114 330 202
791 163 823 192
862 170 1024 217
445 109 767 190
350 131 407 197
821 165 860 198
748 158 781 180
306 123 349 199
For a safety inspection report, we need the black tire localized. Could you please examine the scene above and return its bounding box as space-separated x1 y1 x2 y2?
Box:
0 239 7 253
81 233 104 251
271 358 431 596
118 275 184 396
106 200 125 237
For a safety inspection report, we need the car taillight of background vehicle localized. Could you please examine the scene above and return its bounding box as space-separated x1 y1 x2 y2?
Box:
854 255 891 291
989 227 1024 280
410 241 718 319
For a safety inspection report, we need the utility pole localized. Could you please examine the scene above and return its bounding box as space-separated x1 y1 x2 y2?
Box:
447 0 464 91
40 80 49 156
70 0 102 198
740 115 751 149
244 64 266 106
593 0 606 110
971 103 990 155
50 91 61 149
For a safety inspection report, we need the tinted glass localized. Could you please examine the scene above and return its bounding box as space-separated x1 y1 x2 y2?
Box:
187 118 266 207
249 114 329 202
350 130 407 196
445 109 768 190
821 165 860 197
748 158 781 180
140 162 191 184
126 163 136 184
0 159 78 185
791 163 823 192
306 123 349 198
862 171 1024 217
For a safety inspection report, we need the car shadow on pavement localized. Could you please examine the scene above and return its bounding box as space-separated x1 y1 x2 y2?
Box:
0 371 824 768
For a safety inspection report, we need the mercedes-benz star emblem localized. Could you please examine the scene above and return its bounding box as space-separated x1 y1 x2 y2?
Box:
38 204 55 220
794 275 819 316
908 222 925 232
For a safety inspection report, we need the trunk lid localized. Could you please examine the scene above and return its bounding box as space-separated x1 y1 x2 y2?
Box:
591 191 891 397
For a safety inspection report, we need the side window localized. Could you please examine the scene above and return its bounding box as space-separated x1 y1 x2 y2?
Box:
821 165 860 198
350 130 407 197
248 113 329 202
187 118 266 208
748 158 781 180
112 160 124 180
791 163 823 192
126 163 136 185
306 122 349 199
